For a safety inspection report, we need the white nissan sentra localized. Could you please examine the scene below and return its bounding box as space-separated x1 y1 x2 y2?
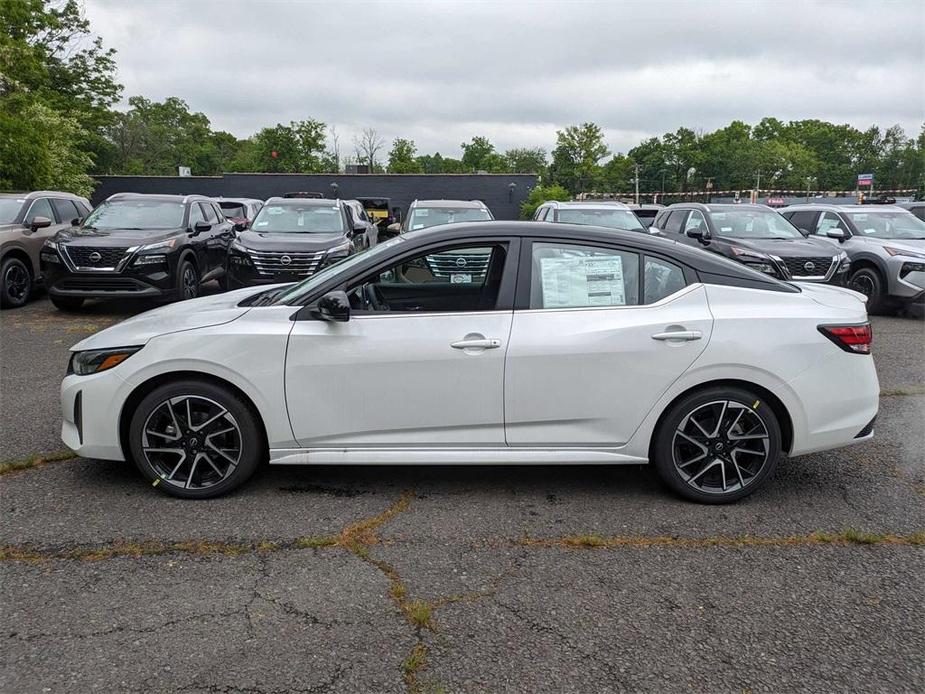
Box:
60 222 879 503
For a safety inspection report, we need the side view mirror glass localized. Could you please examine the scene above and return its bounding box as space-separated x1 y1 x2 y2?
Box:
311 290 350 322
29 216 52 231
685 226 704 239
192 220 211 234
826 228 846 239
352 222 366 234
70 217 82 227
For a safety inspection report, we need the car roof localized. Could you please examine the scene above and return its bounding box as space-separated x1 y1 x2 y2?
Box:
549 200 632 210
784 203 911 213
627 204 665 210
213 197 263 205
0 190 87 201
106 192 211 204
264 197 341 207
411 199 487 209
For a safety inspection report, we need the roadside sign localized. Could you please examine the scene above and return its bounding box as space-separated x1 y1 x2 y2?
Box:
857 173 873 187
178 166 191 177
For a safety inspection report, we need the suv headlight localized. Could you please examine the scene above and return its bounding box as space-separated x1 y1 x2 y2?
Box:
325 241 353 261
229 240 251 265
137 239 176 252
884 246 925 260
41 240 62 263
729 246 779 275
133 239 176 266
68 346 142 376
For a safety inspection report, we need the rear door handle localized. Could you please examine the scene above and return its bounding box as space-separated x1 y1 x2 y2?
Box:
651 330 702 342
451 338 501 350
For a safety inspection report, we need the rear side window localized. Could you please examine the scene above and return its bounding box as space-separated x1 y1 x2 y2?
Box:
664 210 687 233
529 242 639 309
51 199 80 223
644 257 687 303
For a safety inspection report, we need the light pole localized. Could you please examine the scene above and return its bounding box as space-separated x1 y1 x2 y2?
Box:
633 163 640 205
804 176 817 203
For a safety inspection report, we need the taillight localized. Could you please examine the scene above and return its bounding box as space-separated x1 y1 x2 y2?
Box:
818 323 872 354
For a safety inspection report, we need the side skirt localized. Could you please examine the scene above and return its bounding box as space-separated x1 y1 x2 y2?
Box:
269 448 649 466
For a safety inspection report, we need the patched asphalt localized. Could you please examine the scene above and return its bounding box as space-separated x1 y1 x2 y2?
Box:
1 295 923 693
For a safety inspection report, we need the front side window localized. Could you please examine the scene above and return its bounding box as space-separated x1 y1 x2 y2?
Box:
82 200 186 230
51 199 80 224
815 212 848 236
708 209 803 239
251 203 346 233
529 242 639 309
200 202 219 224
407 206 492 230
844 211 925 240
684 210 707 233
188 203 205 226
664 210 687 234
348 244 507 313
556 208 645 232
25 198 54 224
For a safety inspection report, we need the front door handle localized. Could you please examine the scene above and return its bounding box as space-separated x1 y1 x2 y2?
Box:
451 338 501 350
651 330 702 342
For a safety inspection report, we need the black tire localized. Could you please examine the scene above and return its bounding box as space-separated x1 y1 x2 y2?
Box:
177 257 200 301
128 379 264 499
849 266 889 315
1 256 32 309
49 294 85 311
652 386 781 504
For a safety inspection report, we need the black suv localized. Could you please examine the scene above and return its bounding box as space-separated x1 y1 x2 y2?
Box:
41 193 235 310
651 203 849 283
225 197 365 288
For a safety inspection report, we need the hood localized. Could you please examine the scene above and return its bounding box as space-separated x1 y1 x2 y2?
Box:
56 227 182 247
70 285 276 351
235 229 347 253
793 282 868 311
854 237 925 255
723 236 836 258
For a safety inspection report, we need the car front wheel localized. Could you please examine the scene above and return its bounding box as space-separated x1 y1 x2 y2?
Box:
652 387 781 504
128 380 264 499
1 257 32 308
849 267 889 315
177 258 199 301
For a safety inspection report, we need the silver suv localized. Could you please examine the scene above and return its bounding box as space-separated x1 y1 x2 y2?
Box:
0 191 92 308
533 200 647 233
781 204 925 313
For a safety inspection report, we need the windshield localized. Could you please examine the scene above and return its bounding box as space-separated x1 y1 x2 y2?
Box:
709 209 803 239
270 235 406 305
251 203 345 233
81 200 185 230
557 208 645 232
219 203 247 218
0 199 25 224
408 207 491 230
845 210 925 239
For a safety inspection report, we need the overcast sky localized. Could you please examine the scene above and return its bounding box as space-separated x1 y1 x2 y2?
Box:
85 0 924 158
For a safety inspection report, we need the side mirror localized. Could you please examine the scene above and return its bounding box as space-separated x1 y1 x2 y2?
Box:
386 222 401 234
70 217 82 227
191 220 211 235
233 221 248 232
826 228 846 240
685 226 705 241
29 216 52 231
351 222 366 235
310 290 350 322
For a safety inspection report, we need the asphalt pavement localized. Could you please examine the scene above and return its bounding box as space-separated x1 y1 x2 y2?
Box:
1 293 923 693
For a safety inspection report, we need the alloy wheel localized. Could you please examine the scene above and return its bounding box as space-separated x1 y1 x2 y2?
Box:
850 274 875 299
141 395 242 490
671 400 770 495
5 264 28 301
182 266 198 299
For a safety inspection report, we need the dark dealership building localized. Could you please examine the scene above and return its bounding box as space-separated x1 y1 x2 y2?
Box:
91 173 540 220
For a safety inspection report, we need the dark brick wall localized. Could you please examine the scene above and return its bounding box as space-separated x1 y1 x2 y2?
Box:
91 174 540 220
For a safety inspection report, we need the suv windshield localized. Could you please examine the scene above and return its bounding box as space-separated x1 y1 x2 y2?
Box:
82 200 185 230
251 204 345 233
408 207 491 230
845 210 925 239
557 208 645 232
709 209 803 239
0 198 24 224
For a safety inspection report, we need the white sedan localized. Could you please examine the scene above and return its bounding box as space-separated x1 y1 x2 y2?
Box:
60 222 879 503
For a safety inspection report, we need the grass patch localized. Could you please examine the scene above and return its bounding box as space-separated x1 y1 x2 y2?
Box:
294 535 337 549
404 600 434 630
880 387 925 397
403 644 428 691
0 450 76 476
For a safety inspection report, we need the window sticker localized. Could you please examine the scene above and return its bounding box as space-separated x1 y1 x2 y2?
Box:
412 224 425 230
540 255 625 308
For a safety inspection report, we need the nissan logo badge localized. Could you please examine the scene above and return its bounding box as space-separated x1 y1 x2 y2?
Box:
88 251 102 263
280 255 292 265
803 261 815 272
455 257 467 268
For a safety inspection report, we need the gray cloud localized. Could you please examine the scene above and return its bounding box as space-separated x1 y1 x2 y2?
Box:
85 0 925 157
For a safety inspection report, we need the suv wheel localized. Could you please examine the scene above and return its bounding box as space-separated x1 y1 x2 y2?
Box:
177 258 199 301
849 267 889 315
128 380 264 499
652 387 781 504
1 257 32 309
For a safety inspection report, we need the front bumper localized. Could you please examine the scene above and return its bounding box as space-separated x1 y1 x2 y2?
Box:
887 258 925 302
61 368 128 461
43 259 177 300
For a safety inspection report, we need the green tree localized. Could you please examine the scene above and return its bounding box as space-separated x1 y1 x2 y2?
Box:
599 154 636 193
504 147 546 173
387 138 422 173
231 119 327 173
548 123 609 194
461 136 506 172
519 183 571 219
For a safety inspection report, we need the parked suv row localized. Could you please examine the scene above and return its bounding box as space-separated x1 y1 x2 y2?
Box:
0 191 92 308
650 203 850 284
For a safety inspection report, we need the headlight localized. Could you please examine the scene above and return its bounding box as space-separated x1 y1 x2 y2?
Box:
133 254 166 266
729 246 772 263
68 346 142 376
137 239 177 253
837 252 851 272
884 246 925 260
326 241 353 260
230 240 248 253
43 240 59 251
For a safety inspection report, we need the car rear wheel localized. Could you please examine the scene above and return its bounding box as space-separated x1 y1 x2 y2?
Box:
128 380 264 499
49 295 85 311
652 387 781 504
1 257 32 309
849 267 889 315
177 258 199 301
